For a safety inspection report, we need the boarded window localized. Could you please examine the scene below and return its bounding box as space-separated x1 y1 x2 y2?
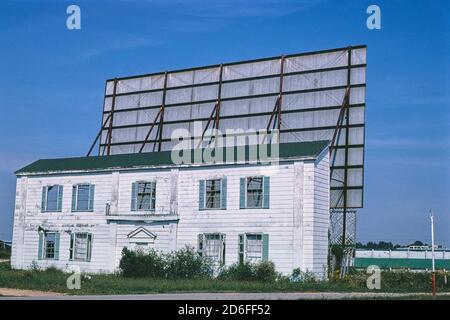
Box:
238 233 269 263
246 234 263 262
198 233 225 265
69 233 93 261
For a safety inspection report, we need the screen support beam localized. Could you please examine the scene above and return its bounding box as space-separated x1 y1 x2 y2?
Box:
87 114 111 157
105 78 118 156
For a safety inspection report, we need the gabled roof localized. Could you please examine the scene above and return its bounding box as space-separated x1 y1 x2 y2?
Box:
15 140 329 175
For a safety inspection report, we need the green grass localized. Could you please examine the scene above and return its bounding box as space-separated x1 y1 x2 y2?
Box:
0 263 449 295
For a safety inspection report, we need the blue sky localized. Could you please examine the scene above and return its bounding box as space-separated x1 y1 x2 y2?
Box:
0 0 449 245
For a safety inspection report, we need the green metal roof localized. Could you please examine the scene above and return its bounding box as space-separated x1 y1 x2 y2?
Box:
16 141 329 175
354 257 450 270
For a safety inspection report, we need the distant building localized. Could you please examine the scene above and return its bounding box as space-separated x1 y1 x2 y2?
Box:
354 247 450 270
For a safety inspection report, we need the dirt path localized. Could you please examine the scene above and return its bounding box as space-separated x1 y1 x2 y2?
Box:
0 288 65 297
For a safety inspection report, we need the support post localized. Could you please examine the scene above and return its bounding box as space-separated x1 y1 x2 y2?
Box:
87 114 111 156
106 78 118 156
156 72 168 152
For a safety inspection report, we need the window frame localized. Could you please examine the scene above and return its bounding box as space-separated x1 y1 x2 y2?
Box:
245 176 264 209
204 178 222 210
69 232 93 262
72 184 94 212
135 181 156 212
198 233 226 265
42 185 63 212
239 233 268 263
42 232 57 260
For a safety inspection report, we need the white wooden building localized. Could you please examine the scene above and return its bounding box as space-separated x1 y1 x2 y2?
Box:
11 141 330 278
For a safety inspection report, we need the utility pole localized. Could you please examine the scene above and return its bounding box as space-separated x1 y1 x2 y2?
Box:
430 210 436 298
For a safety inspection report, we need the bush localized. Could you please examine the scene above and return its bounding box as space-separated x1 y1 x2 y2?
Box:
218 261 278 282
218 262 255 281
165 246 213 279
254 261 277 282
0 247 11 259
290 268 317 283
119 246 213 279
119 248 166 278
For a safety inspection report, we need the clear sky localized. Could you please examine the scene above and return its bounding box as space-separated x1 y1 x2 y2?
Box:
0 0 449 246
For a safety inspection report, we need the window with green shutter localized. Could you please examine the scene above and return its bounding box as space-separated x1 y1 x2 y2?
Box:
72 184 95 212
131 181 156 211
42 185 63 212
240 177 270 209
40 232 59 260
239 233 269 263
199 178 227 210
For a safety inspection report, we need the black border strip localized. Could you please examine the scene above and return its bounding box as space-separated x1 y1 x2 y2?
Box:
102 84 366 114
99 124 365 147
105 45 367 82
102 104 365 129
105 64 367 97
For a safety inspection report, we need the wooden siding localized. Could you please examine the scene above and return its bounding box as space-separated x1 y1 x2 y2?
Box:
11 157 330 277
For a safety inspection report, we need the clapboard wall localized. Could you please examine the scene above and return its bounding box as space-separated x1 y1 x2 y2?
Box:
11 154 329 277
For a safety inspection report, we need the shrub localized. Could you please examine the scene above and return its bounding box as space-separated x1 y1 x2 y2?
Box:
254 261 277 282
165 246 213 279
217 262 255 281
0 247 11 259
119 246 213 279
119 247 165 278
218 261 278 282
290 268 317 283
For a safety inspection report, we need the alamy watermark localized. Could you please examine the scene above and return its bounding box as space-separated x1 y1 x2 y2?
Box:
366 5 381 30
170 121 280 167
66 5 81 30
366 265 381 290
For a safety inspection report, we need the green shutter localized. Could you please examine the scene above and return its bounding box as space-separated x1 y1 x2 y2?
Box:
262 234 269 262
87 234 93 262
41 187 47 212
263 176 270 209
88 185 95 211
71 186 77 211
197 234 204 256
239 177 246 209
131 182 137 211
220 178 227 210
38 232 43 260
199 180 205 210
238 234 244 264
54 233 60 260
57 185 63 212
69 233 74 260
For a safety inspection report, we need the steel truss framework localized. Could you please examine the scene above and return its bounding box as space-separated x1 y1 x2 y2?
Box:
88 46 366 224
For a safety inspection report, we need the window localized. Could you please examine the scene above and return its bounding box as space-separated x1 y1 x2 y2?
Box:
72 184 95 212
239 233 269 263
41 185 63 212
246 177 263 208
199 178 227 210
38 232 60 260
69 233 93 261
198 233 225 265
206 179 221 209
131 181 156 211
239 176 270 209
